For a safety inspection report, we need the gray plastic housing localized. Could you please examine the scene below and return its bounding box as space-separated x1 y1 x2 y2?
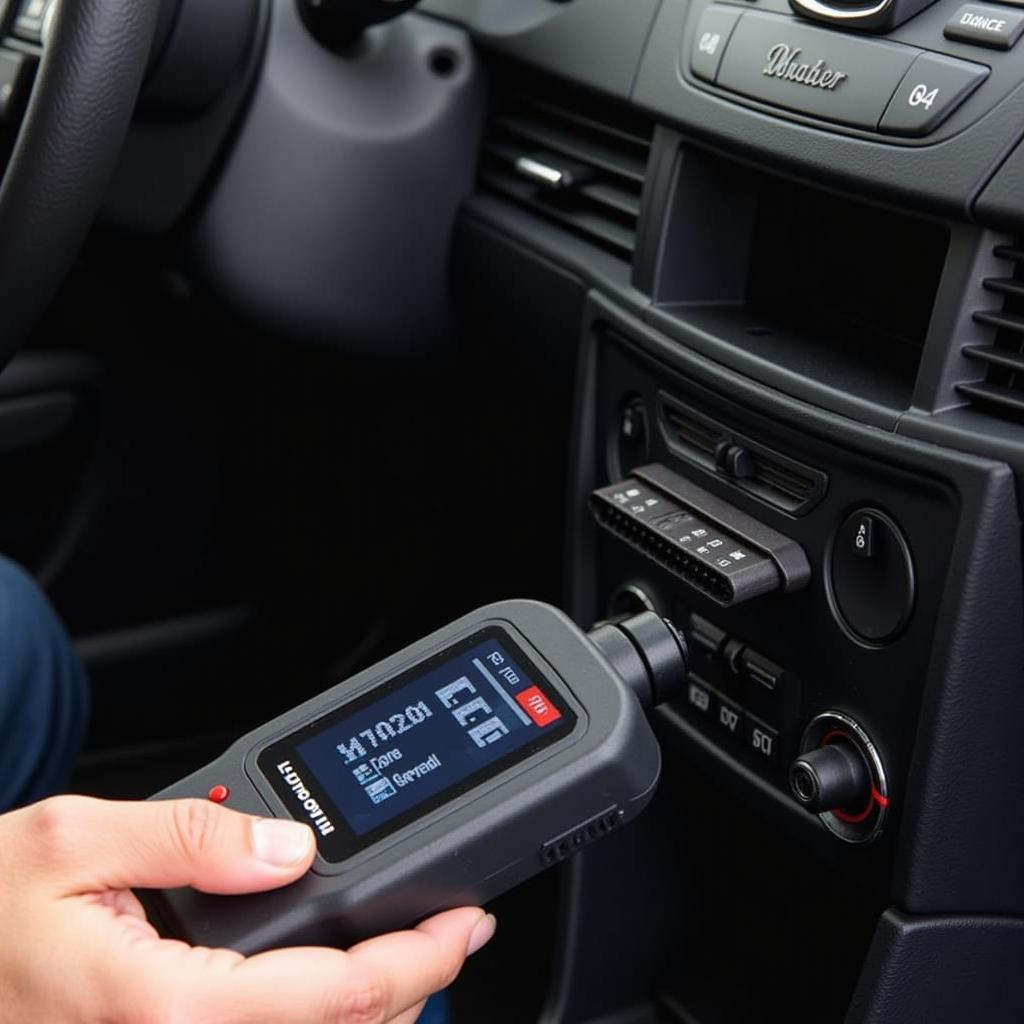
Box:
419 0 661 99
146 600 661 953
183 5 485 354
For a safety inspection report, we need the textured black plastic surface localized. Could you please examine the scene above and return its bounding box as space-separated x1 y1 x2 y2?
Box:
849 910 1024 1023
892 458 1024 914
977 136 1024 231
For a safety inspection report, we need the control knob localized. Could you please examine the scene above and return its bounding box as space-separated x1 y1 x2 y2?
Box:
789 740 871 813
791 712 889 843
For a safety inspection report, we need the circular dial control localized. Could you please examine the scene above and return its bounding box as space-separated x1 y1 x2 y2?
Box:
830 508 914 644
794 712 889 844
790 739 872 814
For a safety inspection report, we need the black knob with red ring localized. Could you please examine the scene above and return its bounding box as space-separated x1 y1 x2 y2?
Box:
790 712 889 844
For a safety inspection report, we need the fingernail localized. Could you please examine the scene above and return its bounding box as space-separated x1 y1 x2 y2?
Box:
251 818 313 866
467 913 497 956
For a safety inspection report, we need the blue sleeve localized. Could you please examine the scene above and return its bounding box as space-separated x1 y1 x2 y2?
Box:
0 556 88 811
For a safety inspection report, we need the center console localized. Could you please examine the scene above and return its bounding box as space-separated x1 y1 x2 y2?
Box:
431 0 1024 1018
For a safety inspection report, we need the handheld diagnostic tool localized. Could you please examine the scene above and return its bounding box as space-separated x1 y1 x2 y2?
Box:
148 600 687 953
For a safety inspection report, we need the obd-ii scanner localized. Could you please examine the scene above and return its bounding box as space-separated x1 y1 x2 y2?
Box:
147 600 689 953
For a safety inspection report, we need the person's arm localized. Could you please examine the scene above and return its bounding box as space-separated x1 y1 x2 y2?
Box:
0 795 495 1023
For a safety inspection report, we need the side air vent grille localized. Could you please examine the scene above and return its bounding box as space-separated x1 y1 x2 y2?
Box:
478 88 654 260
961 242 1024 420
657 393 827 516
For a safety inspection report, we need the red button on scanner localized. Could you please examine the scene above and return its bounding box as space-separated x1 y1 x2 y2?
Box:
208 784 230 804
515 685 562 727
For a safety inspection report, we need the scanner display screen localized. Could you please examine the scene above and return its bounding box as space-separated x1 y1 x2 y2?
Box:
257 627 576 862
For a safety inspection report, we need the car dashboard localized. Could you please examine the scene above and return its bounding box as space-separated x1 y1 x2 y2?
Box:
5 0 1024 1019
413 1 1024 1021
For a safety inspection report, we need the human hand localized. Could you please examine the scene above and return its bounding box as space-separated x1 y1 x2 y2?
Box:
0 795 495 1023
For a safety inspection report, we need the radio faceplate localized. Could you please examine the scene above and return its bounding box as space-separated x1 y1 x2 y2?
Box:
579 325 989 865
690 6 988 136
679 0 1024 144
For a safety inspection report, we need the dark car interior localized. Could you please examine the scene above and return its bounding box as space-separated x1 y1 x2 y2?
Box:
3 0 1024 1019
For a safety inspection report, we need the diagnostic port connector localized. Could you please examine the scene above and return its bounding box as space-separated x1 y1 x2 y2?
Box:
590 465 810 607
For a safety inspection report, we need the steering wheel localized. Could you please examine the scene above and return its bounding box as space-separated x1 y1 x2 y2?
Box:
0 0 159 362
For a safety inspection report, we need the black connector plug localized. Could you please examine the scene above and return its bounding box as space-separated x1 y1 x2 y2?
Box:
588 612 689 710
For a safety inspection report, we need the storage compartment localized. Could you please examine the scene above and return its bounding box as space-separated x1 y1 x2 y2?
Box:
646 146 950 415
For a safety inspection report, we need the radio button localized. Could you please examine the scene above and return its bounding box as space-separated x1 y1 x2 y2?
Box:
944 3 1024 48
744 714 779 763
690 5 745 83
831 509 914 644
715 693 744 738
879 53 988 136
686 679 716 717
715 11 919 129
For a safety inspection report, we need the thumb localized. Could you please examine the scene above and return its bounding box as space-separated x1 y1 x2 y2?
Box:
29 796 316 895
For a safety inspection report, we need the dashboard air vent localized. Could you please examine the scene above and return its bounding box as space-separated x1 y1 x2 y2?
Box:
961 241 1024 420
478 87 654 260
657 393 827 516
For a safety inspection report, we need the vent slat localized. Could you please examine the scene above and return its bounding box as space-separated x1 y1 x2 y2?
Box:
972 309 1024 335
492 114 647 184
478 170 637 257
482 144 641 220
956 382 1024 416
482 139 527 166
959 241 1024 422
963 344 1024 373
516 96 653 151
983 277 1024 301
663 408 720 455
479 87 653 259
748 458 813 502
992 244 1024 263
480 162 636 225
578 181 642 219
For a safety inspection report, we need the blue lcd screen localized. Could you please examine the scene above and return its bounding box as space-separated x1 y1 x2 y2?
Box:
257 627 576 862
